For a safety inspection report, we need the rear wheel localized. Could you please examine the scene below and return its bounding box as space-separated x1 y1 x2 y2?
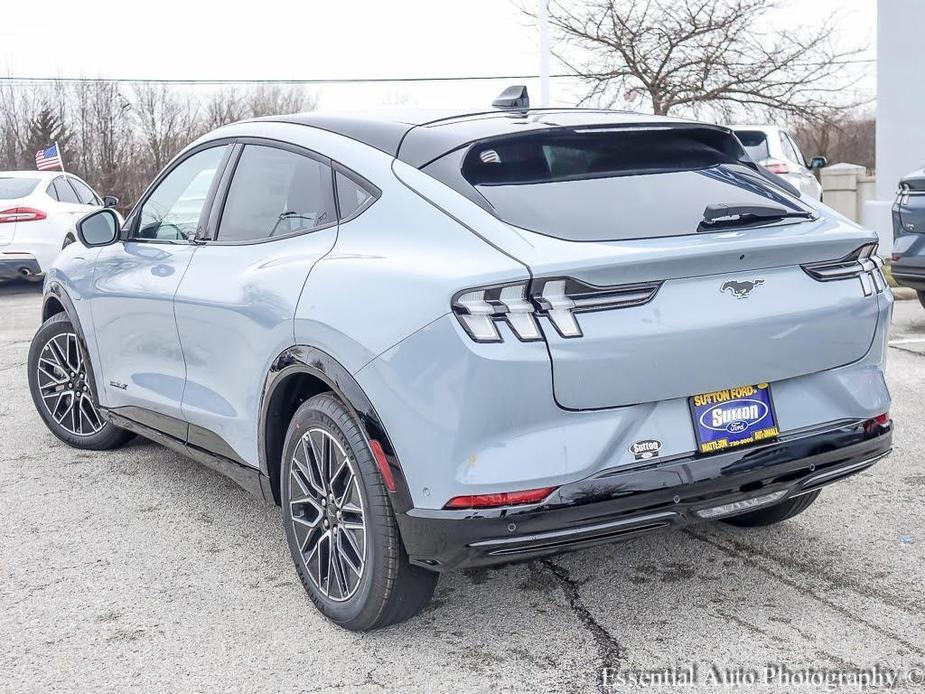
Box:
916 291 925 310
721 490 821 527
27 313 134 449
281 393 437 631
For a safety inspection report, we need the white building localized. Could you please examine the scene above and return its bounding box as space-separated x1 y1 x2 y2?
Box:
864 0 925 253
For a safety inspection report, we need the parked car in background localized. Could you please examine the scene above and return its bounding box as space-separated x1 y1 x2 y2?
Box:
0 171 114 281
28 104 893 631
733 125 827 200
890 167 925 306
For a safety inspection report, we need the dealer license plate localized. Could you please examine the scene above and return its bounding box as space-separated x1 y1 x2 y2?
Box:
690 383 779 454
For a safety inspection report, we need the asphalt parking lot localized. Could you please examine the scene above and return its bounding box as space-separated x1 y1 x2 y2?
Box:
1 280 923 694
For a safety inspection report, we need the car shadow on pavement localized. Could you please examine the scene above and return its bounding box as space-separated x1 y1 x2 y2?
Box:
0 278 44 297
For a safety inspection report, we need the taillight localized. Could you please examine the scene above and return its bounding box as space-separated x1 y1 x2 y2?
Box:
892 253 903 262
762 159 790 175
452 283 542 343
452 278 661 343
801 243 887 296
444 486 557 510
533 278 661 338
0 207 47 223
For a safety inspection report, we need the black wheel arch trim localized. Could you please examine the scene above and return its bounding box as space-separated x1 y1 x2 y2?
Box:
41 282 105 400
259 345 415 513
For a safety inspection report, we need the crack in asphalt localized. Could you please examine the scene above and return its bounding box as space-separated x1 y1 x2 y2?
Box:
540 558 622 693
685 530 925 658
697 530 922 616
889 344 925 357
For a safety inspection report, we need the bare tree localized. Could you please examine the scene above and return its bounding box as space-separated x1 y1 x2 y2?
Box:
0 81 318 208
246 85 317 118
132 83 200 176
793 112 875 171
535 0 867 120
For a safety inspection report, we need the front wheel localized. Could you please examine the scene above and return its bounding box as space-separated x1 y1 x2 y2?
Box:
916 291 925 311
27 313 135 449
281 393 437 631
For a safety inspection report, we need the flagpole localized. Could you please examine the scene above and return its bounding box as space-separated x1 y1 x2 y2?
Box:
56 141 65 172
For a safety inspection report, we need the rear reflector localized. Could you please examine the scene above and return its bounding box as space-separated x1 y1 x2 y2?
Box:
0 207 47 224
444 486 557 510
696 489 789 519
369 440 396 492
865 412 890 434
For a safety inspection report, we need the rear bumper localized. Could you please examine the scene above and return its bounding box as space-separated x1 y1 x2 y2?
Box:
0 256 41 280
890 259 925 291
397 419 892 571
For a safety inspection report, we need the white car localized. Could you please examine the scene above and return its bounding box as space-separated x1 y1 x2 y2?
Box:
0 171 113 281
732 125 826 200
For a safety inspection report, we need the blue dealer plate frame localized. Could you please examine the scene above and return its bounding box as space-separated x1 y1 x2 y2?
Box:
689 384 779 455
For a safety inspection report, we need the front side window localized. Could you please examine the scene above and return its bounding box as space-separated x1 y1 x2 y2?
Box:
216 145 335 243
785 133 807 167
53 177 80 203
135 146 227 241
68 177 100 205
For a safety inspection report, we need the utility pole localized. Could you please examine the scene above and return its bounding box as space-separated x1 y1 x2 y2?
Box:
538 0 550 106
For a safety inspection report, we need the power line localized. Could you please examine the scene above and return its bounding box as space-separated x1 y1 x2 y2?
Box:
0 74 577 86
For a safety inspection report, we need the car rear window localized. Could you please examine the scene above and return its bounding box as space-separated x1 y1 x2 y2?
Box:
0 177 40 200
457 128 809 242
734 130 771 162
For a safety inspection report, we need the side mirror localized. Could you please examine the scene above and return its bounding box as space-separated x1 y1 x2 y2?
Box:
809 156 828 170
102 195 119 208
76 208 120 247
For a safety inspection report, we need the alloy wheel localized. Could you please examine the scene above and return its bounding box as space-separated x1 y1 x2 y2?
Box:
288 428 367 602
35 332 104 437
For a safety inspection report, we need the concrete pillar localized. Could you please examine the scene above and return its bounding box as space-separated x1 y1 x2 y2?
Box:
863 0 925 254
821 163 866 222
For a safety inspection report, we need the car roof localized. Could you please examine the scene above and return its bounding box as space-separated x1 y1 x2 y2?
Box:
259 107 715 168
0 170 61 180
732 125 782 133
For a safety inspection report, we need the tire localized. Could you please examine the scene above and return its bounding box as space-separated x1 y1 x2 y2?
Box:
917 291 925 311
721 490 821 527
281 393 437 631
27 313 135 450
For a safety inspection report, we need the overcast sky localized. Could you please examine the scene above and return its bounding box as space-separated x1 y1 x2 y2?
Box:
0 0 876 111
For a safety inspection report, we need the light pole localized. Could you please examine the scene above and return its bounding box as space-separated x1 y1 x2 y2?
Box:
538 0 550 106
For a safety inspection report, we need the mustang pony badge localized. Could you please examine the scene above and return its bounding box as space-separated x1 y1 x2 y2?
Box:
721 279 764 299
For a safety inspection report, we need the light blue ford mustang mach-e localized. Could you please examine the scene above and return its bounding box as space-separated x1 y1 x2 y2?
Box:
27 99 894 630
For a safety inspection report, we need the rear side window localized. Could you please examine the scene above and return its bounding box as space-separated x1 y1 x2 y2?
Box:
335 171 374 220
68 177 100 205
0 177 39 199
217 145 335 243
735 131 771 162
457 128 809 242
52 177 80 203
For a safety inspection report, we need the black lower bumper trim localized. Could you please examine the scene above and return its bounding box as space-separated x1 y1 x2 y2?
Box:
397 420 892 571
0 257 41 280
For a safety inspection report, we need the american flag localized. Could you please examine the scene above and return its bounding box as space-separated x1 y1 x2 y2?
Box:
35 143 63 171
